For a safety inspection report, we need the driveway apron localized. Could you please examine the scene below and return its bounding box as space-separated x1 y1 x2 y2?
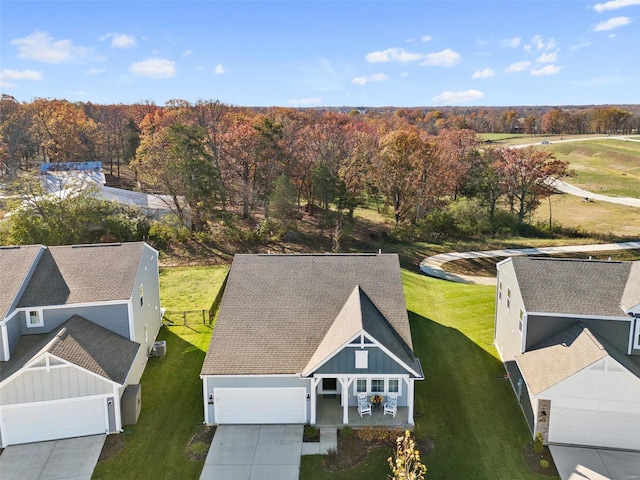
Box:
0 435 106 480
200 425 303 480
550 445 640 480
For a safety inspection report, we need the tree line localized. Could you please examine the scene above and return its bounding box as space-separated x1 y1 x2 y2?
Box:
4 95 624 246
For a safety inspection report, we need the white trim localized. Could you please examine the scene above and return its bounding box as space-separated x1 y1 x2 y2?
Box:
351 376 405 396
633 318 640 350
127 300 135 342
202 377 209 424
201 374 302 379
14 299 131 313
355 350 368 369
1 323 9 362
526 311 630 321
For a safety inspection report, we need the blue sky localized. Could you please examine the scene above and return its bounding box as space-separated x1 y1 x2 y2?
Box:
1 0 639 107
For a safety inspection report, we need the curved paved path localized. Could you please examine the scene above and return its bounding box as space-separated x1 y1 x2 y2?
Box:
419 241 640 285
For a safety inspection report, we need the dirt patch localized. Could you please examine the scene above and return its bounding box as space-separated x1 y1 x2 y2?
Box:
98 434 125 463
522 443 559 477
185 426 216 462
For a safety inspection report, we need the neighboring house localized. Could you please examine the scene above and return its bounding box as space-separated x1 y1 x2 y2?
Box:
200 253 424 426
0 242 162 447
494 257 640 450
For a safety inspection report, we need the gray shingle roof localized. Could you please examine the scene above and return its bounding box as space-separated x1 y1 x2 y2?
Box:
0 245 43 318
0 314 140 384
201 253 417 376
511 257 633 317
515 322 640 395
17 243 145 307
302 285 422 377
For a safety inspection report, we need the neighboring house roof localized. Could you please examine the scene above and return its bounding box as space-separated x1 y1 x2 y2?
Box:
621 261 640 312
515 322 640 395
302 285 421 377
0 245 43 318
17 243 145 307
510 257 633 317
0 315 140 384
201 253 416 376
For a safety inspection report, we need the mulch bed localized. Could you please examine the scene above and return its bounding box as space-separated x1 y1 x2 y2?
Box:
185 426 217 462
522 443 559 476
324 429 434 472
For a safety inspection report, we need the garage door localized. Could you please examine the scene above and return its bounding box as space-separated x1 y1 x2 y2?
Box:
2 397 107 446
549 406 640 450
214 387 306 424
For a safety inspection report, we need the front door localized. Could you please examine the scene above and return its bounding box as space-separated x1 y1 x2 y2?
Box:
322 378 337 393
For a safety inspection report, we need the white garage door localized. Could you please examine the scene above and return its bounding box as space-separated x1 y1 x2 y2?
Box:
2 397 107 446
214 388 306 424
549 406 640 450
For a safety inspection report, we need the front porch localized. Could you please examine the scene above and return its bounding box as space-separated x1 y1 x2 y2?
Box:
314 396 412 428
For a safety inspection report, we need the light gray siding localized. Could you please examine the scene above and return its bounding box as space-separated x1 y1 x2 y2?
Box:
21 304 130 338
204 376 310 424
1 362 114 405
6 314 22 358
526 316 631 353
130 244 162 353
314 347 408 375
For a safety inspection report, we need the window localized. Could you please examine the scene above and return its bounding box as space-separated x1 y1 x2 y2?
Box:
371 379 384 393
356 378 367 393
139 284 144 308
26 310 43 328
498 281 502 301
388 379 399 393
506 289 511 311
518 310 524 333
355 350 368 369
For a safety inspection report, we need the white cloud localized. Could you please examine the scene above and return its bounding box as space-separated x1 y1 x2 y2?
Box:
593 0 640 12
366 47 424 63
505 61 532 73
0 69 43 87
365 47 459 66
101 33 136 49
570 41 592 50
130 58 176 78
421 35 432 42
420 48 460 67
86 68 105 75
531 64 562 76
594 16 631 30
214 64 225 74
472 68 495 79
432 89 484 106
351 73 389 85
500 37 521 48
182 49 194 57
536 52 558 63
11 30 89 63
288 98 322 106
526 35 557 51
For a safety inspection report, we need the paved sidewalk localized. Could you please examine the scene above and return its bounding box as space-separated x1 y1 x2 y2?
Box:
200 425 303 480
301 427 337 455
419 241 640 285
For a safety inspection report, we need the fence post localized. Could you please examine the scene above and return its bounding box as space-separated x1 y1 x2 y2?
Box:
183 311 187 326
202 309 205 324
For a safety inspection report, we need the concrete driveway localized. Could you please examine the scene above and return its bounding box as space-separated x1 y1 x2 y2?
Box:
0 435 106 480
200 425 303 480
550 445 640 480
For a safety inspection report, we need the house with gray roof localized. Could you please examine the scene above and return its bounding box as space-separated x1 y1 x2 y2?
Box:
0 242 161 447
494 257 640 451
200 253 423 426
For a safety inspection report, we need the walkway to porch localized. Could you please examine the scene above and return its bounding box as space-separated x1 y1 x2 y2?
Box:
314 396 412 428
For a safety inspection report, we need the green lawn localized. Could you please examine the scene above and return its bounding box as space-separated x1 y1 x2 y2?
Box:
92 266 228 480
301 271 552 480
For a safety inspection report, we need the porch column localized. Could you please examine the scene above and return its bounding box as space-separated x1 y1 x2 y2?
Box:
340 378 353 424
407 378 415 425
310 377 320 424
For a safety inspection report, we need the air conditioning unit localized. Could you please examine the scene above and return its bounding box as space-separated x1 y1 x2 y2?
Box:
153 340 166 357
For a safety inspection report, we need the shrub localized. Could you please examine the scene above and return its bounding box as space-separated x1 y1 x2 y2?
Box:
388 430 427 480
534 432 544 455
324 448 339 469
304 426 319 441
340 426 353 438
448 198 491 236
540 459 550 469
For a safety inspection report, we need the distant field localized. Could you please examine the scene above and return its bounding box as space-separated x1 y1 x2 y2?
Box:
533 192 640 237
545 139 640 198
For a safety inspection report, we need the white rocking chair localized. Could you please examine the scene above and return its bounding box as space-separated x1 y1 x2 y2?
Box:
357 392 372 417
383 393 398 417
